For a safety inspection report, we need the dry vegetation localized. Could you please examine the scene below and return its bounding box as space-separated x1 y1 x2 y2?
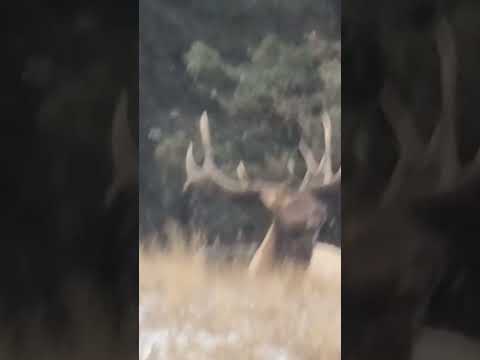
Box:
139 222 340 360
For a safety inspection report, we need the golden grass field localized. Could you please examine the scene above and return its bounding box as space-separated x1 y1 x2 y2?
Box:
139 222 341 360
139 222 480 360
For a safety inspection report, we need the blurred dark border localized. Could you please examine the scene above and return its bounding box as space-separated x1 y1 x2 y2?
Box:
3 1 138 358
342 0 480 359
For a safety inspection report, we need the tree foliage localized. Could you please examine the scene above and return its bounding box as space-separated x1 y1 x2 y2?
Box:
141 0 341 243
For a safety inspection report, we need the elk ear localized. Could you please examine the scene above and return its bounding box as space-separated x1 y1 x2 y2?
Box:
104 89 137 207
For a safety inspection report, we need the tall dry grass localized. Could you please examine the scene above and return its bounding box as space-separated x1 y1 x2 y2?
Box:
140 221 341 360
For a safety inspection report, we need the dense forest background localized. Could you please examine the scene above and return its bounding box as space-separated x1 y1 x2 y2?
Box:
140 0 341 247
140 0 480 250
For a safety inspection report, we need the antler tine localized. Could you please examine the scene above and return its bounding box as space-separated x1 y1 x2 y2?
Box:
112 89 136 176
236 161 249 182
297 148 317 191
199 111 214 166
332 167 341 183
425 17 459 188
299 138 318 172
184 111 216 191
184 111 247 193
380 81 425 205
298 109 340 191
184 141 205 191
321 110 334 182
184 111 280 194
105 89 136 206
380 81 424 158
298 138 318 191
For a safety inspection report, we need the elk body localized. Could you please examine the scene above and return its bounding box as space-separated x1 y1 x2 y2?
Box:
343 17 480 360
184 111 341 280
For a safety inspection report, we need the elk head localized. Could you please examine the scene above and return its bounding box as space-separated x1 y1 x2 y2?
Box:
184 110 340 275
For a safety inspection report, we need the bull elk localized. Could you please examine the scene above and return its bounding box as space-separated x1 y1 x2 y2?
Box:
344 17 480 360
183 110 341 278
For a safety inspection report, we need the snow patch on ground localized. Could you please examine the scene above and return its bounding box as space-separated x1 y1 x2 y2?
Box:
140 295 480 360
139 298 297 360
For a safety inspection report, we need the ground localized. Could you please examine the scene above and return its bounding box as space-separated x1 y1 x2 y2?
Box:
139 237 341 360
139 229 480 360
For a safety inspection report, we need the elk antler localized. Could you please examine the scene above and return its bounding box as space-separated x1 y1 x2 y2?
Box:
184 111 340 203
380 81 426 205
425 17 460 188
298 110 341 191
380 17 460 205
105 89 137 207
184 111 286 196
